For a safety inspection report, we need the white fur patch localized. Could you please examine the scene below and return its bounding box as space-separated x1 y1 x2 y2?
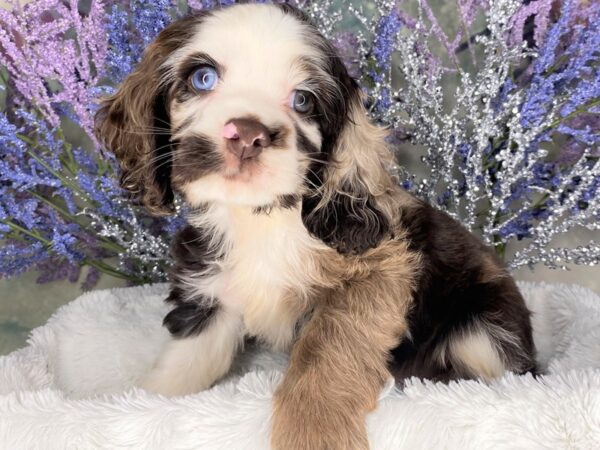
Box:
188 204 324 350
141 309 243 396
143 202 320 398
449 328 507 380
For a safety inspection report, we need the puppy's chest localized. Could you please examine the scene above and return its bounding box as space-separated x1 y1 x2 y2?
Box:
198 209 318 345
218 235 301 308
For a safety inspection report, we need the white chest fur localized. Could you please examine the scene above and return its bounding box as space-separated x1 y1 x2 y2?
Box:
189 205 321 350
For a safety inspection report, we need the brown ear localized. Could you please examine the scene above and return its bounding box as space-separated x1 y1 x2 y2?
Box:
299 33 396 254
94 15 203 215
301 97 396 254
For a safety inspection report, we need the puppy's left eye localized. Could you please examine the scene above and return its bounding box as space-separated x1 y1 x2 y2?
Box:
190 66 218 91
291 90 315 114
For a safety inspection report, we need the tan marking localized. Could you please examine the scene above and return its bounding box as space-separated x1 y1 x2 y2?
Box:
479 252 510 284
271 236 421 450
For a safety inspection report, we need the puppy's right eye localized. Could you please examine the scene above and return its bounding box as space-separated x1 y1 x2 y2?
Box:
190 66 218 92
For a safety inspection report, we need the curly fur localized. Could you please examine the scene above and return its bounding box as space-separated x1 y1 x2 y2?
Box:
95 4 536 449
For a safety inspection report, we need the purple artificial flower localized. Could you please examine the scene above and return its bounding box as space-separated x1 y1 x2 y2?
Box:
372 8 402 80
454 0 489 54
419 0 453 57
0 242 47 278
520 0 599 131
0 0 107 136
558 124 600 147
499 212 534 240
188 0 238 10
51 227 81 262
0 109 177 284
187 0 203 9
558 115 600 163
0 114 61 195
457 0 488 26
105 5 139 83
0 112 25 152
418 0 489 65
532 0 574 75
36 258 81 284
508 0 554 48
581 175 600 203
374 87 392 113
401 178 414 191
559 54 600 118
530 161 562 188
436 188 454 207
104 0 175 83
81 267 101 291
492 79 516 115
134 0 174 47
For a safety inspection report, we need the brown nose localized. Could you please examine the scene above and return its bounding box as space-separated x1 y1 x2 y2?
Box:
223 118 271 160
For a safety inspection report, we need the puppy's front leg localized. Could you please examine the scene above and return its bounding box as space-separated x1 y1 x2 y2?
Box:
142 307 242 397
271 283 411 450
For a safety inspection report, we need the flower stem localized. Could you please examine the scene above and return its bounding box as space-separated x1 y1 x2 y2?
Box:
3 220 53 246
548 98 600 130
1 219 144 284
26 190 126 254
82 259 146 283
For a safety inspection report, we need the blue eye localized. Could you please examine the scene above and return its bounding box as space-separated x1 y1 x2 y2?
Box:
190 66 218 91
291 90 315 114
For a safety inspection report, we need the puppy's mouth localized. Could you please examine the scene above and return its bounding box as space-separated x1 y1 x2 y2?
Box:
219 121 285 182
221 150 262 181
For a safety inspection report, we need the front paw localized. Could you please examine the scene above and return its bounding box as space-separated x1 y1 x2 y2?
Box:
139 370 177 397
139 365 207 397
139 368 189 397
271 386 369 450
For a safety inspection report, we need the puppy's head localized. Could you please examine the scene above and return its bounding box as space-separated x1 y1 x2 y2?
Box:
96 4 394 254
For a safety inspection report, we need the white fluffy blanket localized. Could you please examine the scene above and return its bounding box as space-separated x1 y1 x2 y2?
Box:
1 282 600 449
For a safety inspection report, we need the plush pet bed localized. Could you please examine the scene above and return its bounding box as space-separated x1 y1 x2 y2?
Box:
1 282 599 449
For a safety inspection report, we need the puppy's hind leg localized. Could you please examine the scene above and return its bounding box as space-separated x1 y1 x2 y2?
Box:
141 305 243 397
446 325 508 381
445 319 535 382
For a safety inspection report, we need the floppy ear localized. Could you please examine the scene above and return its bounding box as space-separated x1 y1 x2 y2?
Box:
94 16 201 215
301 55 396 255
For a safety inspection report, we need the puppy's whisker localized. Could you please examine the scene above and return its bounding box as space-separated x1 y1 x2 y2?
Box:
100 124 173 136
300 155 329 166
123 148 207 178
272 165 324 193
143 149 223 174
153 116 172 128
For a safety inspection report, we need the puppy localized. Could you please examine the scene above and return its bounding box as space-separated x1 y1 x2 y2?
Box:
95 4 536 449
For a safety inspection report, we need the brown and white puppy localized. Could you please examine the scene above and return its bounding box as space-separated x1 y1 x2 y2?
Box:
95 4 536 449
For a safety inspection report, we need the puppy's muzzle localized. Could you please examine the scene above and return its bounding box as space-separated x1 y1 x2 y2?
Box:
223 118 271 161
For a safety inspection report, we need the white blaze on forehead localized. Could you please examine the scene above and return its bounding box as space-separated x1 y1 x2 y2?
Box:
194 5 319 80
167 5 322 93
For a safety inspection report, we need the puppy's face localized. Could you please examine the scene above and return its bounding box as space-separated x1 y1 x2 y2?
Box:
166 5 336 208
97 4 392 254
